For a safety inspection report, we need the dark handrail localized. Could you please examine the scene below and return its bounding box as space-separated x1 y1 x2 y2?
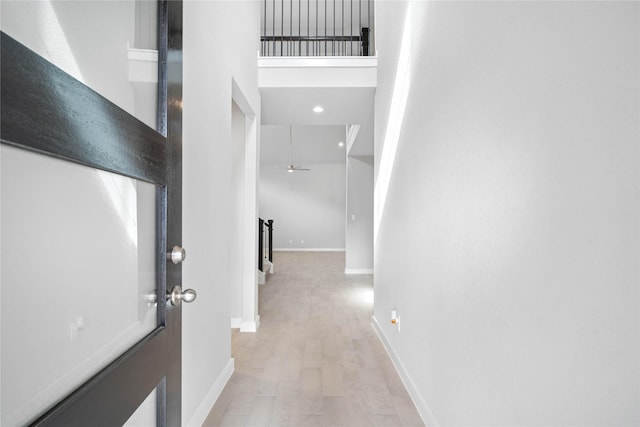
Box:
261 29 369 56
261 34 362 42
258 218 274 272
266 219 274 263
258 218 264 271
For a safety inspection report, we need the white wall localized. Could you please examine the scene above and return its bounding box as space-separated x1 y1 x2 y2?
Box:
374 1 639 426
183 1 261 425
260 163 346 250
345 155 373 272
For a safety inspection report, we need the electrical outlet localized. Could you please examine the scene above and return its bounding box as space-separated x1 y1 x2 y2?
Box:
69 316 85 341
391 310 400 332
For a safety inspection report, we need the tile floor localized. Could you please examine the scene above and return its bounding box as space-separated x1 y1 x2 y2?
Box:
202 251 424 427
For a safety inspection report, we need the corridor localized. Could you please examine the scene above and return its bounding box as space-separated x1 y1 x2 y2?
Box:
203 252 423 426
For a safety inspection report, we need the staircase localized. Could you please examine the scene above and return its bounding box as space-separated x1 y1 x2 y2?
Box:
258 218 274 284
258 257 274 285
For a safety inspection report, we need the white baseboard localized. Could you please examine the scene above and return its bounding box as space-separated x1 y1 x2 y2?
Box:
230 317 242 329
371 316 440 427
344 268 373 275
239 315 261 332
185 357 235 427
273 248 345 252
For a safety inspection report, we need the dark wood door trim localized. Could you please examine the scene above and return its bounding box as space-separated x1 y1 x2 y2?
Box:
0 32 168 184
162 1 184 426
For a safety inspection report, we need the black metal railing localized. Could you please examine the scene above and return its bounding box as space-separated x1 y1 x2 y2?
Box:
261 0 373 56
258 218 274 272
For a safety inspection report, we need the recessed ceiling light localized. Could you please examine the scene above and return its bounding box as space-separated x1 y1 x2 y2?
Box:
313 106 324 113
338 141 345 147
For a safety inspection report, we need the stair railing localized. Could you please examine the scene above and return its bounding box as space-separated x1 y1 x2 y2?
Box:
258 218 274 272
266 219 274 263
261 0 373 56
258 218 265 271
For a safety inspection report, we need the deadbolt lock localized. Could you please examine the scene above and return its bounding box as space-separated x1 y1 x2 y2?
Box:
167 246 186 264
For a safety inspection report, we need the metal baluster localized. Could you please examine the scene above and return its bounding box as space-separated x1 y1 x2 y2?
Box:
267 220 274 263
359 0 361 55
307 0 311 56
258 218 264 271
299 0 301 55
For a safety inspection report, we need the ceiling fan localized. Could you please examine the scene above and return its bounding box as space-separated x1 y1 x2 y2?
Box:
279 126 310 173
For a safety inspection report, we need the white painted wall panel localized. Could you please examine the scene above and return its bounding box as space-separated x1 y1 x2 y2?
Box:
346 155 373 271
374 1 640 425
260 164 346 250
183 2 261 425
259 64 377 88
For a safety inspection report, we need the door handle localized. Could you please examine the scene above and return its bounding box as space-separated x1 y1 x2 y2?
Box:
168 285 197 306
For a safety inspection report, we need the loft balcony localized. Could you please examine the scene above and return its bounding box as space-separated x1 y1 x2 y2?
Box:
260 0 375 57
258 0 376 152
258 0 377 91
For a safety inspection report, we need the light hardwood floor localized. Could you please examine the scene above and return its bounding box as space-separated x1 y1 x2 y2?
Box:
203 251 424 427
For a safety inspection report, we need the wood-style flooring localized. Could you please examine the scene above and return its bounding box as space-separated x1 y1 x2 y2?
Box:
203 251 424 427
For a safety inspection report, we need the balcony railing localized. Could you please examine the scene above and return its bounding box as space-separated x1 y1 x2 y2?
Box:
261 0 373 56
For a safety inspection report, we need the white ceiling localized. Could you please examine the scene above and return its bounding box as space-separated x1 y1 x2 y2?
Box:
260 87 375 164
261 87 374 125
261 125 347 166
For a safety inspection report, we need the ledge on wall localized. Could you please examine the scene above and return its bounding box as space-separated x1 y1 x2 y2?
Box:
258 54 377 88
273 248 346 252
344 268 373 274
127 44 158 83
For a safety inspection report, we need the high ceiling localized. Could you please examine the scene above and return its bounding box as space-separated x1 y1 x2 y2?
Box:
261 87 374 126
260 87 375 164
261 125 347 166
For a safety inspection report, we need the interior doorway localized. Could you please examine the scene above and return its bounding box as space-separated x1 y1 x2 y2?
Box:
230 79 260 333
230 100 246 328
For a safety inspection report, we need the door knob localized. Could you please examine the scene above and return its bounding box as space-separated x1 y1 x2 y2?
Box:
167 246 186 264
168 285 197 306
